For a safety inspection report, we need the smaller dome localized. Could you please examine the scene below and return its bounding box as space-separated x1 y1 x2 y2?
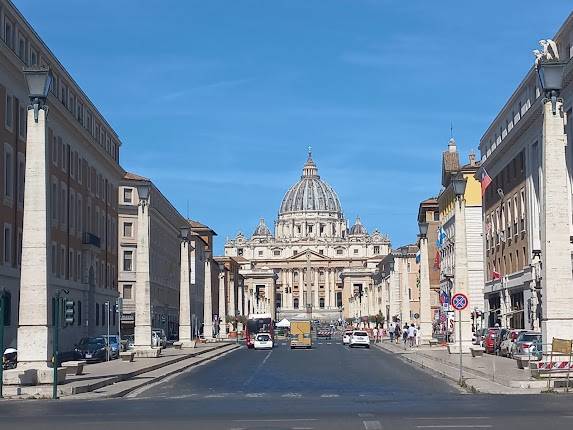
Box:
252 218 272 237
349 217 368 236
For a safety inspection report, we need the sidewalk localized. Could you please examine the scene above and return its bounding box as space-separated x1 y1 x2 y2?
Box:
4 342 241 399
376 340 546 394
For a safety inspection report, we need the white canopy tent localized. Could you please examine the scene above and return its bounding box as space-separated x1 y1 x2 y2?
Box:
276 318 291 328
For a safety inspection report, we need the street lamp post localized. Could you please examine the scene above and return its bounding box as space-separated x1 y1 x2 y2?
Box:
8 66 68 387
178 226 196 348
449 176 472 354
133 183 160 358
418 222 433 343
535 52 573 348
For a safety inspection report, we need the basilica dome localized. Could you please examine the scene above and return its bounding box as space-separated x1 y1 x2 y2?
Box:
279 152 342 216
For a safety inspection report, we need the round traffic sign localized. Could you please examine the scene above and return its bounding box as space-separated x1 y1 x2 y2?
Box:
451 293 469 311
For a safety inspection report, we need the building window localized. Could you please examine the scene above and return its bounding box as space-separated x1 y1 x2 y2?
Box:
123 222 133 237
95 303 100 326
258 250 263 256
123 188 132 203
4 20 13 48
18 105 26 139
1 291 11 326
374 246 380 254
319 297 325 308
123 284 133 300
77 301 82 326
353 249 358 254
273 250 280 256
102 304 106 326
3 224 12 263
308 225 313 234
5 94 13 130
336 249 343 255
237 248 243 256
123 250 133 271
4 146 13 198
319 249 324 255
293 298 299 309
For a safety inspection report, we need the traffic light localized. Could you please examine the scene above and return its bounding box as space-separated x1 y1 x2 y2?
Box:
64 300 75 324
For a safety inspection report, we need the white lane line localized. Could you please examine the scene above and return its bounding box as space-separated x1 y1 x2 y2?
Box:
327 342 332 345
282 393 302 398
320 394 339 398
416 427 491 429
242 349 272 387
363 420 382 430
292 428 314 430
245 393 265 397
359 413 375 418
336 342 342 345
233 419 319 422
414 418 490 420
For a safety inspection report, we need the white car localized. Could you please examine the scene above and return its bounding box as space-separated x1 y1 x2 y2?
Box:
349 330 370 348
342 330 353 345
254 333 273 350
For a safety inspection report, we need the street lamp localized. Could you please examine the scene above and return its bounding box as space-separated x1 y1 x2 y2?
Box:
537 60 566 115
418 222 429 238
452 176 467 198
136 184 150 203
23 66 52 122
179 226 190 241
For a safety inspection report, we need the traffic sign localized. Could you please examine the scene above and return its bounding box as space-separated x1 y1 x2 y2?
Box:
451 293 468 311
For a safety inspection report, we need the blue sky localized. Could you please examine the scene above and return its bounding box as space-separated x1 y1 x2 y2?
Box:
15 1 573 253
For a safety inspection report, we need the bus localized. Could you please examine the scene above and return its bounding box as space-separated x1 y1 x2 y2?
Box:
245 313 274 349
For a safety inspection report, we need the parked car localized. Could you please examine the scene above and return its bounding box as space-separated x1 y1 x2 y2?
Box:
152 328 167 348
74 337 107 362
473 328 488 346
100 334 121 359
254 333 273 350
499 329 525 357
122 335 134 351
484 328 501 354
342 330 353 345
513 331 542 358
349 330 370 348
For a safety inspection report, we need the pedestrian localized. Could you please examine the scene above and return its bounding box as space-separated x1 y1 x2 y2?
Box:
403 324 409 346
407 323 416 348
389 321 395 342
378 326 384 343
415 325 421 347
394 324 401 344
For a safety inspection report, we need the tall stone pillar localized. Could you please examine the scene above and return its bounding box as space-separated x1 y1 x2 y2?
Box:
331 270 337 308
203 257 213 339
289 269 295 309
133 186 160 357
418 236 433 342
314 268 320 308
237 281 244 315
401 260 411 323
229 278 236 318
218 271 227 338
449 196 473 354
178 236 195 347
325 268 331 308
15 107 53 379
541 98 573 348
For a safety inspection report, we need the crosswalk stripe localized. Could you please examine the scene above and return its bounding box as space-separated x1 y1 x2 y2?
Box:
363 420 383 430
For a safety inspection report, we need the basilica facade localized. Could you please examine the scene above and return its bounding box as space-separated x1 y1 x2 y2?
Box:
224 152 391 321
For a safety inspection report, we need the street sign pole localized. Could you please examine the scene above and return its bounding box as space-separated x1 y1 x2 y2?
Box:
458 310 463 385
0 293 4 398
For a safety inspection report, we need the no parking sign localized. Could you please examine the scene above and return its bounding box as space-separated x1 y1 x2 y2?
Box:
451 293 468 311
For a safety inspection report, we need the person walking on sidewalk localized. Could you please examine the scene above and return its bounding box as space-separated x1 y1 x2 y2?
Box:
415 325 421 347
403 324 409 346
394 324 401 344
407 323 416 348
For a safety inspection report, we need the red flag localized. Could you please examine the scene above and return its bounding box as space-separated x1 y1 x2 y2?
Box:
492 266 501 280
478 167 492 196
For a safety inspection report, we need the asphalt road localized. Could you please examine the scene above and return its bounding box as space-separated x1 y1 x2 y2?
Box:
1 336 573 429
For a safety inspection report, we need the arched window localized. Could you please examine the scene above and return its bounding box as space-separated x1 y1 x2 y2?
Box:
77 300 82 326
319 298 325 309
1 291 11 326
293 298 299 309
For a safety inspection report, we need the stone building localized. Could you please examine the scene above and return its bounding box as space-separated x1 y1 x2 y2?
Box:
0 0 122 352
375 245 420 326
224 152 391 321
478 13 573 332
437 139 485 329
118 173 192 339
213 256 244 336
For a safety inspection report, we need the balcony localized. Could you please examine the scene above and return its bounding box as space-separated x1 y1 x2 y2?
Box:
82 232 101 248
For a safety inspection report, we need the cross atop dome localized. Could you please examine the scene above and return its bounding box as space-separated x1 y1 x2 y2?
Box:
302 147 318 177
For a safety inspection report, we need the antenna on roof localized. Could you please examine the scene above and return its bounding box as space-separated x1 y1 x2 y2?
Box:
308 145 312 157
450 121 453 139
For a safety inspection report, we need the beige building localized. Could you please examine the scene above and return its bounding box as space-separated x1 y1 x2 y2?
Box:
479 13 573 333
0 0 122 352
224 152 391 321
118 173 193 339
417 198 441 322
375 245 420 326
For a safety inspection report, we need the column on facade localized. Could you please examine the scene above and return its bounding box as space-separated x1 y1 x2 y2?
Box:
229 278 236 318
237 281 244 316
401 260 411 323
203 258 213 339
325 268 331 309
314 268 320 308
218 272 227 337
289 269 295 309
331 270 337 309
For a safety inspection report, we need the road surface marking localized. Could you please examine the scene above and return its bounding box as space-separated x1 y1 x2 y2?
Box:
320 394 339 397
234 419 319 422
336 342 342 344
205 394 227 398
292 428 314 430
359 414 375 418
282 393 302 398
245 393 265 397
415 426 492 429
363 420 383 430
327 342 332 345
242 350 272 387
415 418 490 420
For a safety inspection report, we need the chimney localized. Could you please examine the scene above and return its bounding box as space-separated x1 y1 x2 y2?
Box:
468 150 476 166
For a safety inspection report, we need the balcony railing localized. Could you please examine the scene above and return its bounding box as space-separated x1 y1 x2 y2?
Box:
82 232 101 248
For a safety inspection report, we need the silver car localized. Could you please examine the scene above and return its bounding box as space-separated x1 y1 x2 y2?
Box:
513 331 542 359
